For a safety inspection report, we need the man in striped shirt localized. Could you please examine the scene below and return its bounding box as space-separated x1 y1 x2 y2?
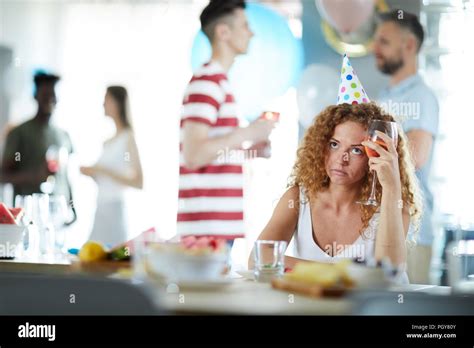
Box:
178 0 275 241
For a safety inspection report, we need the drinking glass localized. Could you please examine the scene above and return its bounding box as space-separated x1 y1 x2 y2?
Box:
32 193 55 255
46 145 68 173
42 145 69 194
32 193 49 226
14 195 35 253
14 194 33 224
253 240 287 282
357 120 398 206
260 111 280 122
49 195 69 252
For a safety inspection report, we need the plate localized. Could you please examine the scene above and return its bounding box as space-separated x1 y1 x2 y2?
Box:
71 259 131 275
272 277 347 298
170 278 234 291
236 270 255 281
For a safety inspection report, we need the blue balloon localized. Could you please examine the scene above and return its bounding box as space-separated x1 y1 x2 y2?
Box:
191 3 304 121
190 30 211 72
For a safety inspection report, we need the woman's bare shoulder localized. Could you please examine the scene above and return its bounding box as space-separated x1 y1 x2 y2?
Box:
281 185 300 204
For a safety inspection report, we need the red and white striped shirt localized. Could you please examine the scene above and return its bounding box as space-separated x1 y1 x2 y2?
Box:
178 61 244 240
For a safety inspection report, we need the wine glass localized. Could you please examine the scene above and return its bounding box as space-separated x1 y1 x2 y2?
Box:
15 195 35 254
43 145 69 194
32 193 50 226
357 120 398 206
49 195 69 253
260 111 280 122
14 194 33 224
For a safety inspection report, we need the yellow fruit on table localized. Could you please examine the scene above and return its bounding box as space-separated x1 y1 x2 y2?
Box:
79 241 107 262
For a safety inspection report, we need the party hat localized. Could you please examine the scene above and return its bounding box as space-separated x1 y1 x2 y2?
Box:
337 54 370 105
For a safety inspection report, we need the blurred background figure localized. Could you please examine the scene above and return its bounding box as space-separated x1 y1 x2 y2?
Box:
80 86 143 248
374 10 439 284
1 72 76 219
178 0 275 245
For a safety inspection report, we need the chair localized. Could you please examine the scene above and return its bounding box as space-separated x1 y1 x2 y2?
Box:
0 273 164 315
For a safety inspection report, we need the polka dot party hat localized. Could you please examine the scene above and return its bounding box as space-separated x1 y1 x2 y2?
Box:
337 54 370 105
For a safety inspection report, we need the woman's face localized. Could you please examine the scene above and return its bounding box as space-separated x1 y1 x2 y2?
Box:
324 121 369 186
103 92 117 118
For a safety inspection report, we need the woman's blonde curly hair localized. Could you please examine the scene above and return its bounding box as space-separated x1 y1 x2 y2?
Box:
289 102 422 240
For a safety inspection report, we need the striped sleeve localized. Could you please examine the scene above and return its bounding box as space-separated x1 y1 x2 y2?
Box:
181 75 225 126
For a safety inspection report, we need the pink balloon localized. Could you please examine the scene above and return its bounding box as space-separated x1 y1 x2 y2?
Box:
316 0 375 34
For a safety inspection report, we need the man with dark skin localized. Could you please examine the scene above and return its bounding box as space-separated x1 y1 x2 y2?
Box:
1 72 75 220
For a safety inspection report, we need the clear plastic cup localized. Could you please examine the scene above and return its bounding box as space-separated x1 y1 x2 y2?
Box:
253 240 287 282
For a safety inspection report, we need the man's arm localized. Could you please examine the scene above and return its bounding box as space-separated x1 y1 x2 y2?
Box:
182 119 274 169
406 129 433 170
404 90 439 170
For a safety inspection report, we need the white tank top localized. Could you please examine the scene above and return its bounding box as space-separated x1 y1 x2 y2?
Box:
95 130 133 202
293 187 379 264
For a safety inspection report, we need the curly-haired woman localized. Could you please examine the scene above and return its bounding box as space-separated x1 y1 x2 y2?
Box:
250 102 421 271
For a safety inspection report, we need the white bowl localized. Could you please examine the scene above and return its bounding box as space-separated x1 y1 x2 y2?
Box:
146 244 228 281
0 224 25 259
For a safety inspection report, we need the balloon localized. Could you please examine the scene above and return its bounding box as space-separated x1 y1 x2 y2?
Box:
296 64 339 129
315 0 375 34
191 3 304 121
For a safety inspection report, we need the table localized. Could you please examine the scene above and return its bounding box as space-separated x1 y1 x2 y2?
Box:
0 254 73 274
156 278 352 315
0 255 453 315
0 254 131 275
154 278 452 315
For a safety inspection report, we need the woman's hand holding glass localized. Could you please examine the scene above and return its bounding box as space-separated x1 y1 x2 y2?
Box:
357 120 399 206
362 130 401 193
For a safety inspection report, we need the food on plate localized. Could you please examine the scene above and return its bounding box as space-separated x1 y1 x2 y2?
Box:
283 260 354 288
8 207 24 221
146 236 229 281
271 260 355 298
0 203 25 225
78 241 108 262
108 245 131 261
179 235 227 254
148 236 228 259
79 227 157 263
0 203 17 225
108 227 157 258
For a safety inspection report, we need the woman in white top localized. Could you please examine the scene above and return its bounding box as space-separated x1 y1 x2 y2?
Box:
80 86 143 247
250 103 421 271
